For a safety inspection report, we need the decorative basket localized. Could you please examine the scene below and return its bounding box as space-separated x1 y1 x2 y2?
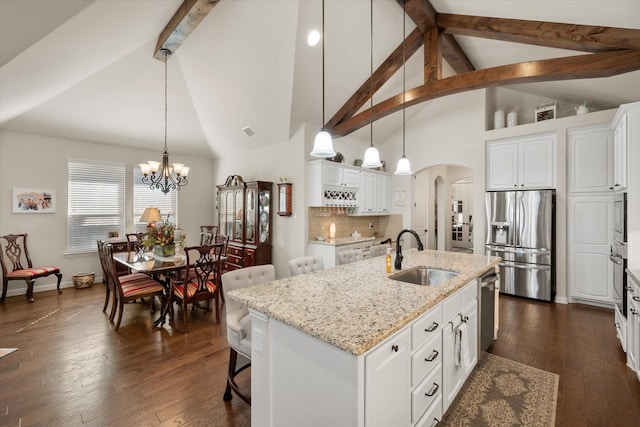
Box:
73 272 95 289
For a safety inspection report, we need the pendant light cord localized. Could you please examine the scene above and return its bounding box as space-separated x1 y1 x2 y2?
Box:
370 0 373 147
402 2 406 157
321 0 325 130
163 48 169 152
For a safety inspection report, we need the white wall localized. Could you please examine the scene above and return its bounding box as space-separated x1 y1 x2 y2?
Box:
0 130 215 297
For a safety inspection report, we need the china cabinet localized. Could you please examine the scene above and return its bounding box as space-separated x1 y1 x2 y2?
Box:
217 179 272 271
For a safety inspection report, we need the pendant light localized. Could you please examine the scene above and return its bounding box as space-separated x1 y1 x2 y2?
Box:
394 2 412 176
310 0 336 158
362 0 382 169
140 48 190 193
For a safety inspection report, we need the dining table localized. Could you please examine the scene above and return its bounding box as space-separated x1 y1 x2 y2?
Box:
113 251 187 327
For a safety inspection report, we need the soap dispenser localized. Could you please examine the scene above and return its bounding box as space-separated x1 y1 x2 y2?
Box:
386 247 392 274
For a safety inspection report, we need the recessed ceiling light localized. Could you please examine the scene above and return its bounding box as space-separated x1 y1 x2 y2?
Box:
307 30 320 47
242 126 256 137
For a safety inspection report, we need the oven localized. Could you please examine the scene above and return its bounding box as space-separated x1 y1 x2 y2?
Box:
614 192 627 242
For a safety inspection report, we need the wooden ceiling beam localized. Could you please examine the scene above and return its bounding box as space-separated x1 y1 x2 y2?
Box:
325 27 424 131
441 33 475 74
438 14 640 53
154 0 220 60
396 0 437 33
328 49 640 137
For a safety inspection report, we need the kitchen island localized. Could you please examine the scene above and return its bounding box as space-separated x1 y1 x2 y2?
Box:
228 248 500 427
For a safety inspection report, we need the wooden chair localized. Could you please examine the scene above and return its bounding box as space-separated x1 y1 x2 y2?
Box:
173 243 224 333
222 264 276 405
214 234 230 300
103 243 164 331
1 233 62 302
337 248 364 265
200 225 218 240
200 232 214 245
97 240 151 320
288 255 324 276
125 232 145 256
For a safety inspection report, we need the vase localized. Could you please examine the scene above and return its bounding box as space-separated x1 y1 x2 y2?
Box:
154 243 175 258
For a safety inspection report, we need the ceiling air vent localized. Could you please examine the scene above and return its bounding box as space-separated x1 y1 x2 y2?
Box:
242 126 256 137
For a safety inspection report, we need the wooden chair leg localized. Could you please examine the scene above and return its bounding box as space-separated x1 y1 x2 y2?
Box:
103 285 111 313
182 300 189 333
109 293 118 321
1 278 8 302
55 272 62 294
223 348 238 401
114 301 124 331
25 279 35 302
214 292 220 324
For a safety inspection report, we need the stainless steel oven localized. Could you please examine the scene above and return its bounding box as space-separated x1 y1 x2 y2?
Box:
614 192 627 242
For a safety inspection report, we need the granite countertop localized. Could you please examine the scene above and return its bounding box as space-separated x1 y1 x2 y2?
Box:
228 249 501 356
628 268 640 285
308 236 376 246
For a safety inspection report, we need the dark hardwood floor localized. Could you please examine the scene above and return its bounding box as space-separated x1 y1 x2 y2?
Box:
1 286 639 426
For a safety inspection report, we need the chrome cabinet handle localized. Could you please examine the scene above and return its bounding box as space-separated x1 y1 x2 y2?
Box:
425 322 439 332
425 350 439 362
425 383 440 397
431 419 440 427
633 296 640 302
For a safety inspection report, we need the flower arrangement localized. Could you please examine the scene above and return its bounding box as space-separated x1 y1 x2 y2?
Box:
143 222 175 248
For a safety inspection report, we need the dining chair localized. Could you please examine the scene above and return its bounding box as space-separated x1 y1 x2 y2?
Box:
288 255 324 276
125 232 145 256
103 243 164 331
200 225 219 239
337 248 364 265
214 234 230 300
369 242 392 258
97 240 152 320
173 243 224 333
199 232 214 245
222 264 276 405
0 233 62 302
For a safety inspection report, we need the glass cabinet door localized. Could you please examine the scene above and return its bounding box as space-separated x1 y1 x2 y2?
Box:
245 188 256 243
234 189 244 241
258 190 270 243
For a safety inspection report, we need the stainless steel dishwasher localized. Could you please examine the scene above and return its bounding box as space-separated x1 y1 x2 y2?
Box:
478 270 499 353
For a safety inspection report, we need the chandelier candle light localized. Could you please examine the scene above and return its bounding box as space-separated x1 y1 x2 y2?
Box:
140 48 190 194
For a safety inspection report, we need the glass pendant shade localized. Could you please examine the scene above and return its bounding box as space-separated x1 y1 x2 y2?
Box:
310 130 335 157
362 145 382 168
394 155 412 175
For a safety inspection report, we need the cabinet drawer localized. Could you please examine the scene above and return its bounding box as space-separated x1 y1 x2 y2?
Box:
412 364 442 424
412 304 442 351
443 280 476 321
415 395 442 427
412 334 442 387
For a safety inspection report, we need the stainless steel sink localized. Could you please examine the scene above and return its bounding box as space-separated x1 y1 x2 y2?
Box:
390 266 458 286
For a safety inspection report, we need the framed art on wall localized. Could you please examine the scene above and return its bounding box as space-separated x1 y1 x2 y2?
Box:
12 189 56 213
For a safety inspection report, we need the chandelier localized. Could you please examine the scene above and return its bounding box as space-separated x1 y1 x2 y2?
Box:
140 48 190 194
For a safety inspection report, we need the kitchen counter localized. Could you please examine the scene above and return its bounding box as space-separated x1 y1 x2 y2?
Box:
229 248 500 355
308 235 377 246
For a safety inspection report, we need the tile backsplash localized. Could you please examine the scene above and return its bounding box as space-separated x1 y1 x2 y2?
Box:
308 208 403 241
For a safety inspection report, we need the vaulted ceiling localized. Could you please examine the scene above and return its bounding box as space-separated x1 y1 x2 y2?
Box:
1 0 639 160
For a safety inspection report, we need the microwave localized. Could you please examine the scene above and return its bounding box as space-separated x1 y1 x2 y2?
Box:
613 192 627 242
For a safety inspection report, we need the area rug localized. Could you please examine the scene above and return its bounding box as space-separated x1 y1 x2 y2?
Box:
439 353 559 427
0 348 18 359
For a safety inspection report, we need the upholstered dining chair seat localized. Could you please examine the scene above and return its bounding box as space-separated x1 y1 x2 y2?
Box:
120 280 164 299
6 266 60 279
174 280 216 300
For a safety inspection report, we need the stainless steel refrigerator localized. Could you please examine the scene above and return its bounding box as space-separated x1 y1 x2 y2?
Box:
485 190 555 301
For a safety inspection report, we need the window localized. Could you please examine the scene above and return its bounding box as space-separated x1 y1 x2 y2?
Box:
67 159 125 254
133 169 178 231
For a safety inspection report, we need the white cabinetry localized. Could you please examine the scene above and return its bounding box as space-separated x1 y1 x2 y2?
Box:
568 195 614 305
308 160 360 207
308 239 375 269
441 280 478 412
365 328 411 426
568 124 614 193
628 274 640 382
356 170 391 216
486 132 556 190
612 111 628 191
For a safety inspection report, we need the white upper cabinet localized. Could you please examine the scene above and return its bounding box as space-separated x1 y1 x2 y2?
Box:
486 132 556 190
568 124 614 193
355 169 391 216
308 160 360 207
612 111 628 191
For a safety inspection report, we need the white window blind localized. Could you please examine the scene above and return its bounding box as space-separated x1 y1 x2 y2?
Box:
133 169 178 231
67 159 125 254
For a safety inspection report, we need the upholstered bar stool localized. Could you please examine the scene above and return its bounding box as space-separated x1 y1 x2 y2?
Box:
222 264 275 405
288 255 324 276
337 248 364 265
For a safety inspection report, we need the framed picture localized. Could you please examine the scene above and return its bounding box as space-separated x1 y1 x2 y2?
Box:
106 230 120 239
12 189 56 213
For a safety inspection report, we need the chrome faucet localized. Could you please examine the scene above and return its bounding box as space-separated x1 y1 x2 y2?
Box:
395 229 424 270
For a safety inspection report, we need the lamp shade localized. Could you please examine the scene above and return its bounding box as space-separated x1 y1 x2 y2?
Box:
394 155 413 175
362 145 382 168
140 207 162 223
310 130 336 157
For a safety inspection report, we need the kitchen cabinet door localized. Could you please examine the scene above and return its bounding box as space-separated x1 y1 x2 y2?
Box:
568 195 614 304
365 328 411 427
486 141 518 190
518 135 555 189
628 276 640 381
376 173 391 213
568 124 614 193
359 172 377 214
613 113 627 191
